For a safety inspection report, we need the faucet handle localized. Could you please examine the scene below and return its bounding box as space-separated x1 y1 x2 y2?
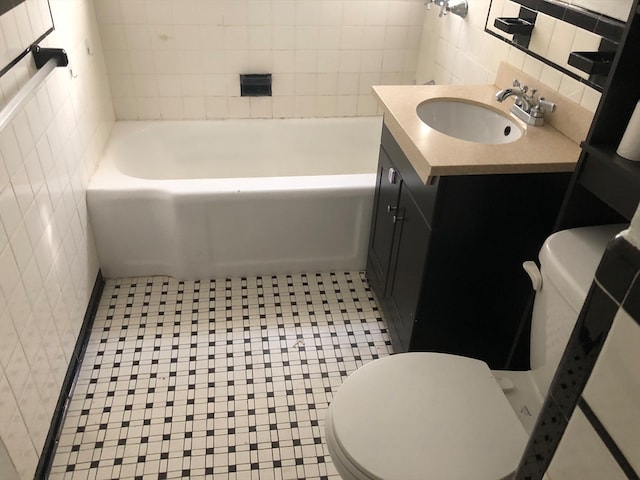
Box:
537 97 556 113
512 79 530 94
530 97 557 119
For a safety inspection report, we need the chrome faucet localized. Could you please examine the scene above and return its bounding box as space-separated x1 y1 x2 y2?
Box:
495 87 532 112
496 79 556 126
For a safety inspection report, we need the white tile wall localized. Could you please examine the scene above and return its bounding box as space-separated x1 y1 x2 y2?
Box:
547 206 640 480
0 0 52 73
0 437 19 480
546 407 629 480
415 0 602 113
583 308 640 475
486 1 603 81
0 1 114 479
546 304 640 480
94 0 425 120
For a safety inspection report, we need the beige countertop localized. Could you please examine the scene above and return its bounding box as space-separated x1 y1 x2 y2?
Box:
373 84 582 184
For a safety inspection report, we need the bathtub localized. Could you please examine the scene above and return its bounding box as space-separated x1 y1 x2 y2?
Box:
87 117 382 280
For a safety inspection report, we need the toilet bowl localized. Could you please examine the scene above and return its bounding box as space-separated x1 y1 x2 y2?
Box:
325 224 625 480
326 353 528 480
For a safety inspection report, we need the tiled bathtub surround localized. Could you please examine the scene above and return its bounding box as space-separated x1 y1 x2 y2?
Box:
0 0 114 478
49 272 392 479
93 0 424 119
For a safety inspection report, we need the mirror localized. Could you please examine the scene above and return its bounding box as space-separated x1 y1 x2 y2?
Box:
0 0 55 77
567 1 633 21
485 0 632 91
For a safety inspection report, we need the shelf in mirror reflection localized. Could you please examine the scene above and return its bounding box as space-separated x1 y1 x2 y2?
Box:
485 0 629 91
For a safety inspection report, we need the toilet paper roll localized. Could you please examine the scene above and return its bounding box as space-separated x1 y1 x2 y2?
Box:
617 100 640 161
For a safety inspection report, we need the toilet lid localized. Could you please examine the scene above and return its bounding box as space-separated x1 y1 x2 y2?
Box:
328 353 529 480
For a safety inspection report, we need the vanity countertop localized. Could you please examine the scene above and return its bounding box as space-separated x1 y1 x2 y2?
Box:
373 84 582 184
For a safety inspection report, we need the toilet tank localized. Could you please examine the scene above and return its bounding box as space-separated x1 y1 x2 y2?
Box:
529 224 626 398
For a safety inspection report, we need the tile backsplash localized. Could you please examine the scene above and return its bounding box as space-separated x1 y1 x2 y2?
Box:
94 0 424 120
0 0 114 478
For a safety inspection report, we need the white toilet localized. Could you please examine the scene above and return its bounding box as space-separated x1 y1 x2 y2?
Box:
325 224 625 480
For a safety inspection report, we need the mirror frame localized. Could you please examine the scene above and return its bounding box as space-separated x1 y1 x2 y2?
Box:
484 0 627 91
0 0 55 77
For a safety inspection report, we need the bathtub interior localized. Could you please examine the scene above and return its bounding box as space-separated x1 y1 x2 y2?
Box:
106 117 383 180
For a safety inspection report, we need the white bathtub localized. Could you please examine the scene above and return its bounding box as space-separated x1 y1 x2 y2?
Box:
87 117 382 280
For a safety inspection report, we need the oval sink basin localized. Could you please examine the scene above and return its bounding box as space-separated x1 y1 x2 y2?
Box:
416 99 523 144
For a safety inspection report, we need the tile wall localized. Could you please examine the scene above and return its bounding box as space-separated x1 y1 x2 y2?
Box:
486 0 606 82
515 207 640 479
94 0 424 120
0 0 114 478
0 0 52 72
415 0 604 113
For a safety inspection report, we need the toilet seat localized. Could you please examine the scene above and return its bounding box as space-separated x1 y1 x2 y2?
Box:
325 353 529 480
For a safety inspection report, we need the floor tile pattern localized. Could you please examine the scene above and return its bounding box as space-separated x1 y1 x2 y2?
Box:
49 272 392 479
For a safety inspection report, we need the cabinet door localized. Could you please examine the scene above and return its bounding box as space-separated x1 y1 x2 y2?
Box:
367 146 402 295
386 185 431 352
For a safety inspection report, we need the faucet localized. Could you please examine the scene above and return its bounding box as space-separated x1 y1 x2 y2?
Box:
495 87 532 112
496 79 556 126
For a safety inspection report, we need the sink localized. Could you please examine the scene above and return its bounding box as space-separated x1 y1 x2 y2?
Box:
416 99 523 144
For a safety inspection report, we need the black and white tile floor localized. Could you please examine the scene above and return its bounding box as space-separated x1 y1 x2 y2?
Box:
49 272 392 479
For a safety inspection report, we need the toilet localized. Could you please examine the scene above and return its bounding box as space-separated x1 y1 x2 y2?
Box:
325 224 625 480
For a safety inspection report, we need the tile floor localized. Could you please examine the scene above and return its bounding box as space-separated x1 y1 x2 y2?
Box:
49 272 392 479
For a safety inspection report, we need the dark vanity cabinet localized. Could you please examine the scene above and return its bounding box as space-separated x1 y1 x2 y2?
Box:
368 125 572 368
368 142 431 350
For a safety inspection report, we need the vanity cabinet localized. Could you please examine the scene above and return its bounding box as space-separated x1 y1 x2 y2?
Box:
368 145 432 350
368 124 572 368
